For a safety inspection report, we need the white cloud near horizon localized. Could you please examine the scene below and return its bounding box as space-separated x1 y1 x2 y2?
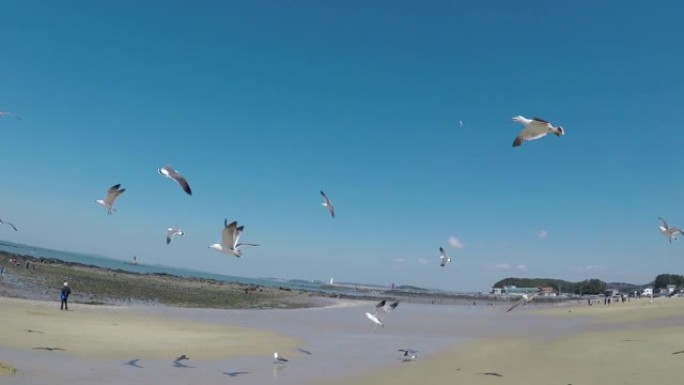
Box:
448 236 464 249
537 230 548 239
418 257 429 265
393 257 406 263
516 264 528 271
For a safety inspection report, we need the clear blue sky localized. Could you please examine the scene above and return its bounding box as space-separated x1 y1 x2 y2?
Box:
1 1 683 291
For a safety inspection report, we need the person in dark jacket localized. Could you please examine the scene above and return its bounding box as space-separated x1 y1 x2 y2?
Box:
60 282 71 310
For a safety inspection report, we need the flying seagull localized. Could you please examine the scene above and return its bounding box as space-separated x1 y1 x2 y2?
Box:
0 111 21 120
511 115 564 147
399 349 419 362
158 165 192 196
0 218 18 231
320 190 335 218
658 217 684 244
273 352 288 363
506 288 542 313
458 120 464 127
166 227 184 245
95 184 126 215
439 247 451 267
209 219 260 257
365 299 398 327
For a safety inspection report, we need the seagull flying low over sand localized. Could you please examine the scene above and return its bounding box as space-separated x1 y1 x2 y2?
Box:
0 218 18 231
511 115 564 147
174 355 189 362
365 299 399 327
158 165 192 196
506 288 542 313
209 220 261 257
95 184 126 215
320 190 335 218
399 349 419 362
273 352 288 363
0 111 21 120
166 227 184 245
439 247 451 267
658 217 684 244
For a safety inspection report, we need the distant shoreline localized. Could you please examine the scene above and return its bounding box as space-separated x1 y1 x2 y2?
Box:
0 250 577 310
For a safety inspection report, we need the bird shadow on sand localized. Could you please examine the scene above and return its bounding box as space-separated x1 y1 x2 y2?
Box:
23 329 45 334
173 361 195 369
123 359 144 368
296 348 312 355
478 372 503 377
32 347 65 352
672 350 684 355
223 371 249 377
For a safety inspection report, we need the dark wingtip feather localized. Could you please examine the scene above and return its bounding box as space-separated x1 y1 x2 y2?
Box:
512 137 522 147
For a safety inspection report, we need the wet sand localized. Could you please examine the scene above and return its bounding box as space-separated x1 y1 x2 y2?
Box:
1 295 683 385
324 297 684 385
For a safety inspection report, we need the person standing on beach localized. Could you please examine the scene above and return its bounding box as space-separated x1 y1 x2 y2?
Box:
60 282 71 310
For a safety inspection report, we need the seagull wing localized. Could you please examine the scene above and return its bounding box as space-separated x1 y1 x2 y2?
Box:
321 190 335 218
166 228 177 244
439 247 449 266
222 220 238 249
531 117 550 124
6 222 17 231
166 167 192 195
659 217 670 229
383 301 399 313
104 184 125 205
506 296 526 313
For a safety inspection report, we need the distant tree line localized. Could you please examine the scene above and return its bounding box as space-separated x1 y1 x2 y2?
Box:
494 274 684 295
653 274 684 290
493 277 609 295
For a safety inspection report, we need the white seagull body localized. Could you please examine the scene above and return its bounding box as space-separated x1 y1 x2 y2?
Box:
658 217 683 244
0 218 18 231
511 115 564 147
506 289 542 313
166 227 184 245
0 111 21 120
439 247 451 267
365 312 384 327
209 219 260 257
158 165 192 196
273 352 288 363
320 190 335 218
95 184 126 215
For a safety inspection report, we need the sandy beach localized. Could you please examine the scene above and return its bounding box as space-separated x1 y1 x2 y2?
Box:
2 292 683 385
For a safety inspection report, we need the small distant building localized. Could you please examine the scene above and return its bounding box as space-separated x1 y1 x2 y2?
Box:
641 287 653 297
492 288 502 296
539 287 557 297
667 284 677 294
504 286 539 296
604 289 619 297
